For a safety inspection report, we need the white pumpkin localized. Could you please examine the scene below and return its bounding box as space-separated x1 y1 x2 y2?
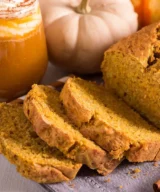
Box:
39 0 138 74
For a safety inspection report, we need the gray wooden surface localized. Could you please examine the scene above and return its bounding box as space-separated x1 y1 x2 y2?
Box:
42 160 160 192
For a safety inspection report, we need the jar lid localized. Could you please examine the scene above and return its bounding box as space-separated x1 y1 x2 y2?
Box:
0 0 38 19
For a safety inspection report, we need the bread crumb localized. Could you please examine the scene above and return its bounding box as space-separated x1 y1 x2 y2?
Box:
132 175 137 179
104 178 111 182
154 162 159 167
132 168 141 174
119 185 123 189
128 168 141 178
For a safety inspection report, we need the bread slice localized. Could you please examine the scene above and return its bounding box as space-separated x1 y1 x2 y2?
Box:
101 22 160 129
0 102 81 183
23 85 121 176
60 77 160 162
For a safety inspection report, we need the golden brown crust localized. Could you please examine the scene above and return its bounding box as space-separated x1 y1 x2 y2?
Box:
60 78 160 162
126 142 160 162
154 148 160 161
24 98 75 152
24 85 121 176
80 119 130 159
0 142 69 183
19 164 69 184
60 79 93 126
105 22 160 68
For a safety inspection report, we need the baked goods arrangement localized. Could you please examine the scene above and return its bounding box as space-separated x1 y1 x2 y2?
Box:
0 22 160 190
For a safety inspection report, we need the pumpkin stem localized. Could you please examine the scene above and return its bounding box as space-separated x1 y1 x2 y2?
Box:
76 0 91 14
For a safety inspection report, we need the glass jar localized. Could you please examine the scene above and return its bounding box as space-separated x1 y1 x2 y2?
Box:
0 0 48 101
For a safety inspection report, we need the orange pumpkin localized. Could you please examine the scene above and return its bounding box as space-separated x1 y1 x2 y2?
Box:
132 0 160 27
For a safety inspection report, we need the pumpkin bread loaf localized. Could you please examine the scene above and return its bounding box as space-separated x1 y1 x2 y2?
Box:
0 102 81 183
23 85 121 176
101 22 160 129
60 77 160 162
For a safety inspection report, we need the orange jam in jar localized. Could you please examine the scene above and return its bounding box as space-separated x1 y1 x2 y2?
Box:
0 0 48 101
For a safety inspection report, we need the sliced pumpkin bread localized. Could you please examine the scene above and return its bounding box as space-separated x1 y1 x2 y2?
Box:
60 77 160 162
23 85 121 176
0 102 81 183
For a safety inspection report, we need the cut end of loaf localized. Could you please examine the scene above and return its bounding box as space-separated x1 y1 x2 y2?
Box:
101 21 160 129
